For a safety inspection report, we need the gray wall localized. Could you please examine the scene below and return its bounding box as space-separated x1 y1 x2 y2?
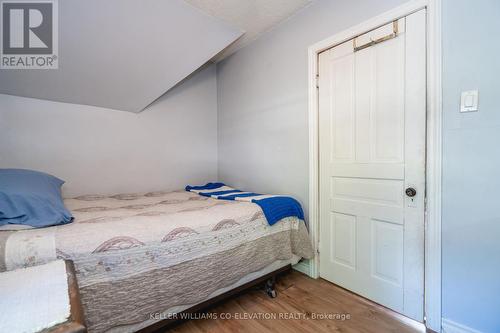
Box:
0 65 218 197
442 1 500 332
217 0 406 218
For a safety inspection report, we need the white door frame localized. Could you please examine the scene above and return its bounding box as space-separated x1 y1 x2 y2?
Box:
305 0 442 331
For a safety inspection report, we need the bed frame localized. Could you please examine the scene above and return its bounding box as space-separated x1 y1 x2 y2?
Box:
138 264 292 333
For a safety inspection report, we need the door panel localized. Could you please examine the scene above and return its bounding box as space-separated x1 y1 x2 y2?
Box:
372 38 405 162
372 219 403 285
331 212 356 269
319 10 426 321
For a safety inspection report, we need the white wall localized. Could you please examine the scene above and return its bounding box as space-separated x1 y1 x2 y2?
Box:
217 0 407 218
0 65 218 197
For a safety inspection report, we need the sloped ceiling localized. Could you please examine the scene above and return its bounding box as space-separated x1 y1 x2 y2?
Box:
0 0 242 112
185 0 312 61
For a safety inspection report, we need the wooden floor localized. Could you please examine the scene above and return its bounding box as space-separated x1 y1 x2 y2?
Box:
165 270 425 333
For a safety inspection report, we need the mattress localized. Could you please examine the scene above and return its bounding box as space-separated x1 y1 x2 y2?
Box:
0 189 313 333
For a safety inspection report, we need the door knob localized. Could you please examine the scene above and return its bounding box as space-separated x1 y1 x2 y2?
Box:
405 187 417 197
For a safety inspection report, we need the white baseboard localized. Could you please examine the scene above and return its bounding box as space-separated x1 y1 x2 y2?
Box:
292 260 311 276
442 319 483 333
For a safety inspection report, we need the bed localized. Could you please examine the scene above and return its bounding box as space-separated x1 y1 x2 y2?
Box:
0 189 313 333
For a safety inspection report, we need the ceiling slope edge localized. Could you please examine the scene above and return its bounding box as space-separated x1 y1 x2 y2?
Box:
0 0 243 113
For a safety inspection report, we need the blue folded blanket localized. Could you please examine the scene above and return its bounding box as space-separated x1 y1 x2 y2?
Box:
185 183 304 225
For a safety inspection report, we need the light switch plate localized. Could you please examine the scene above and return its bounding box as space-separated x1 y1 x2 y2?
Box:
460 90 479 112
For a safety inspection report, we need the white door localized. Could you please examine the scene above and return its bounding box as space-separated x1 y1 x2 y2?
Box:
318 10 426 321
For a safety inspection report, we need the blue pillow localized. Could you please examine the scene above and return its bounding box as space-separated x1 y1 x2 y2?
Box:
0 169 73 228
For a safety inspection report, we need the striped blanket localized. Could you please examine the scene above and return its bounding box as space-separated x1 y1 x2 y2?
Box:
186 183 305 225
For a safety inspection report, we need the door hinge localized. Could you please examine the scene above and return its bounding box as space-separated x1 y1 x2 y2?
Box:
316 74 319 89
